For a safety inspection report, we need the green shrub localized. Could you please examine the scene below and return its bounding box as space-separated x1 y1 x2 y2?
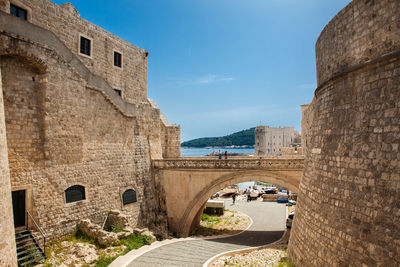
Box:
201 213 211 221
95 255 118 267
120 234 152 254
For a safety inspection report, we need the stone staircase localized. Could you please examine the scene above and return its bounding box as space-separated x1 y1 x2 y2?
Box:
15 229 46 266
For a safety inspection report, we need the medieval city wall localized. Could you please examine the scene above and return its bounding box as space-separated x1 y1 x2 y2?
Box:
0 32 159 238
289 0 400 266
0 0 147 104
0 0 179 240
0 58 17 267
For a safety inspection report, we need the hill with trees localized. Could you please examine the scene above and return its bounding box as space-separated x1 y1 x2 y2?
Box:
181 127 255 147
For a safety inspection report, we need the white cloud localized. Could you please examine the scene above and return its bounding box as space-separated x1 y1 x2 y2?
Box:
196 74 235 84
169 74 235 88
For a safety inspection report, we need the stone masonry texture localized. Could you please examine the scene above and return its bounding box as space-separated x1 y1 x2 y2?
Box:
288 0 400 266
0 57 17 267
0 0 180 264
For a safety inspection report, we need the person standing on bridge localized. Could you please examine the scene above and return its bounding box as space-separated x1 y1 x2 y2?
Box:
218 150 222 159
224 151 228 159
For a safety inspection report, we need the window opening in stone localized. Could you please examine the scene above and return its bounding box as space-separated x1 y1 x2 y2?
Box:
114 51 122 67
114 89 121 96
65 185 85 203
10 4 27 20
80 36 91 56
123 189 137 205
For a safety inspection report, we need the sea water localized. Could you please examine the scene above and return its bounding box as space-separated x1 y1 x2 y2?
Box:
181 147 254 157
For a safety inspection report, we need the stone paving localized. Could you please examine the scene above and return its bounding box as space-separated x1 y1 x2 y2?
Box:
127 199 286 267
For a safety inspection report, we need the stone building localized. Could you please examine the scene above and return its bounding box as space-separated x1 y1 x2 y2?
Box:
0 0 180 265
289 0 400 266
254 126 298 156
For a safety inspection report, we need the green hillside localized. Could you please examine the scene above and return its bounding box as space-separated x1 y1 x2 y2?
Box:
181 127 255 147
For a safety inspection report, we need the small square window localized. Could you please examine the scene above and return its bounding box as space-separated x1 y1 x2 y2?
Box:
10 4 27 20
80 36 91 56
114 89 121 96
114 51 122 67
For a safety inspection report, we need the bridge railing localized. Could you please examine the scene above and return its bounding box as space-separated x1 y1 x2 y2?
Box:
152 156 304 170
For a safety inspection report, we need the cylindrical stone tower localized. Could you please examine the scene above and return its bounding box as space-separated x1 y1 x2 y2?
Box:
288 0 400 266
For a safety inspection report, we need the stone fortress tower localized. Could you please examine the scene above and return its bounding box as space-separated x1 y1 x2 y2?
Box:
254 126 297 156
0 0 180 265
289 0 400 266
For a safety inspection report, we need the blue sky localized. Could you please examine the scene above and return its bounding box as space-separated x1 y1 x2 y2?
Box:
54 0 352 141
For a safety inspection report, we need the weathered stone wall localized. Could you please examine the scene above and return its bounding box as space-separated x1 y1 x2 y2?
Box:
254 126 296 156
162 124 181 158
0 0 179 243
300 103 311 151
0 0 148 104
289 0 400 266
0 58 17 267
0 33 157 238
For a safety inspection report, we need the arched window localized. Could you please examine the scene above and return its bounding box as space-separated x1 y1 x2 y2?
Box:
122 189 137 205
65 185 85 203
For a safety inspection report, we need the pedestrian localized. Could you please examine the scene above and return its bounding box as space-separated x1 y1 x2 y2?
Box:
247 187 251 202
232 192 237 204
224 151 228 159
218 150 222 160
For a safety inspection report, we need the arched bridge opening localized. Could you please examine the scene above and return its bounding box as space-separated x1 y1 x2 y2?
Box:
152 157 303 237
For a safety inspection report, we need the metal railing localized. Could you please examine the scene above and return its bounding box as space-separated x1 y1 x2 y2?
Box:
26 211 46 256
101 213 109 230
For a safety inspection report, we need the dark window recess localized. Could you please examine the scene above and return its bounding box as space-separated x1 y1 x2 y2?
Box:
122 189 137 205
114 51 122 67
65 185 85 203
114 89 121 96
10 4 27 20
80 36 91 56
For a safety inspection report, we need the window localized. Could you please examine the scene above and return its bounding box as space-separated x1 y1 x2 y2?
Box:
122 189 137 205
114 89 121 96
10 4 27 20
80 36 91 56
65 185 85 203
114 51 122 67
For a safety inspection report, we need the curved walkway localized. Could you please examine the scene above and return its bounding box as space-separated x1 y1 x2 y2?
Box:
123 200 286 267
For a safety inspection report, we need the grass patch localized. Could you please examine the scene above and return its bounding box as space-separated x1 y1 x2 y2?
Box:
63 228 99 248
201 213 222 224
43 229 153 267
119 234 152 254
278 257 295 267
94 255 118 267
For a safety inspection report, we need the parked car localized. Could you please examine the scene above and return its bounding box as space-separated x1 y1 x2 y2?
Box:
286 211 295 228
277 198 289 203
264 189 275 194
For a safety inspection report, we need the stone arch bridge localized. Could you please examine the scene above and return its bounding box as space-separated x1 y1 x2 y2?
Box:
153 156 304 236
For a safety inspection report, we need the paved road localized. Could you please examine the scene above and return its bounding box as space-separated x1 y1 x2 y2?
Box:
127 199 286 267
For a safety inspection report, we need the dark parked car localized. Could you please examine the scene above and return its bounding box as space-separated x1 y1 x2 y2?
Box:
286 211 295 228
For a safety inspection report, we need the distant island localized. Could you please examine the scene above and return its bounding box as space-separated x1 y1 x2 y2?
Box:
181 127 255 148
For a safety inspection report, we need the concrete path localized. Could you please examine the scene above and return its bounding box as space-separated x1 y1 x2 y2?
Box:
126 200 286 267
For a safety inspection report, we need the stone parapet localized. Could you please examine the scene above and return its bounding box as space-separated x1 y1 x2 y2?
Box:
153 157 304 170
315 0 400 86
